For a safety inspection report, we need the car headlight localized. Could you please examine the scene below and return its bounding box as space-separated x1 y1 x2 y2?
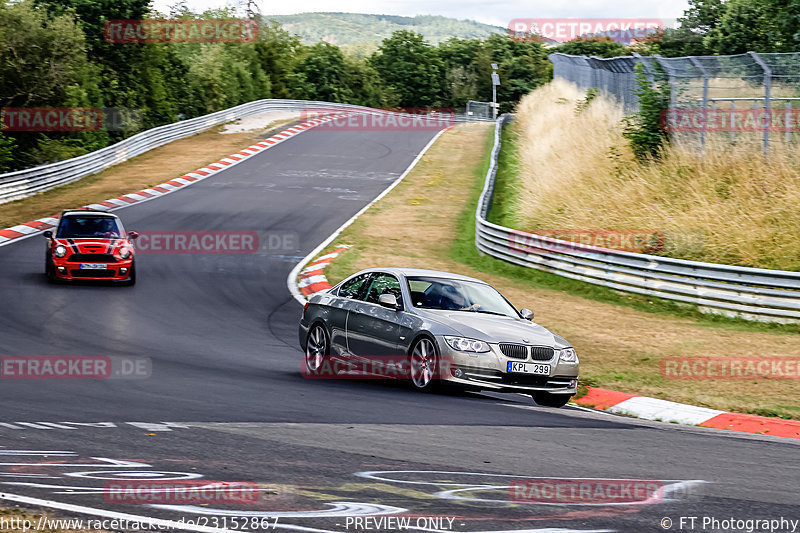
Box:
444 336 490 353
118 247 131 259
54 245 67 258
558 347 578 363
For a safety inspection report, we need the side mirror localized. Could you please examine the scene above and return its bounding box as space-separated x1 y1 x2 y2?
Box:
378 293 399 310
520 308 534 320
42 231 53 238
128 231 139 240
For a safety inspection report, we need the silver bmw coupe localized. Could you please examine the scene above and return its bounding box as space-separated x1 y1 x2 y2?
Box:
298 268 579 407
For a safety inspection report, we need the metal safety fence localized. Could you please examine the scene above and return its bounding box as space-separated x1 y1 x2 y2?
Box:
550 51 800 153
476 115 800 323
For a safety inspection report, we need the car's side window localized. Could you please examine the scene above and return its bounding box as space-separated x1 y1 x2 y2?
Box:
364 274 403 308
338 274 370 299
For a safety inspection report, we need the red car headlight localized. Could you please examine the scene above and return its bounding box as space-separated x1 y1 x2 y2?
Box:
53 245 67 258
118 246 131 259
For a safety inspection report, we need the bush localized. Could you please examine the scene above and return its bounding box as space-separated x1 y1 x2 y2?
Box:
622 63 671 160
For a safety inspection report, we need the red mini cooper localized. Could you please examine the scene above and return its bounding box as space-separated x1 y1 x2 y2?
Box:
43 209 138 285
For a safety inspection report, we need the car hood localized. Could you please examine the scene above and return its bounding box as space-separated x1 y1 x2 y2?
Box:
56 238 126 254
423 310 560 346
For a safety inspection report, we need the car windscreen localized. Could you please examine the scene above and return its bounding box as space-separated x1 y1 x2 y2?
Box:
406 276 520 318
56 216 123 239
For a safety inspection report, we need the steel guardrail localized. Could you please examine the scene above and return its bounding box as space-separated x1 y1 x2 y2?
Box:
475 115 800 323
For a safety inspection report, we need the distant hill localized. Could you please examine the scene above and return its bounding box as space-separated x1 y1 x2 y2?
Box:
265 12 506 51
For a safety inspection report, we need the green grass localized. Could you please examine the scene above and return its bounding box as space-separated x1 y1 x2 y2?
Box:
448 123 800 336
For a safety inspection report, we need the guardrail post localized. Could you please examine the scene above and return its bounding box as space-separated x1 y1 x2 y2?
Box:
689 57 709 150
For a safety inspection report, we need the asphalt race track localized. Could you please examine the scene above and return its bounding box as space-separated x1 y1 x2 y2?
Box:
0 126 798 533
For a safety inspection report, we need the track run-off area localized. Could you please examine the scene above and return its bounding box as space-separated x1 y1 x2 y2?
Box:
0 123 798 533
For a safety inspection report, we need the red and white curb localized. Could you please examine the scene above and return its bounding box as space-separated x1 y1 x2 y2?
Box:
575 387 800 439
0 115 343 247
297 246 350 298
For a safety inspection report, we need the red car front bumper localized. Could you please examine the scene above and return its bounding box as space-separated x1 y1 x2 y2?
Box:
51 257 134 281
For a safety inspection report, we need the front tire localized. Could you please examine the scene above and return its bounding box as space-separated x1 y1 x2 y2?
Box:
409 337 439 392
45 257 57 284
532 391 572 408
304 324 329 375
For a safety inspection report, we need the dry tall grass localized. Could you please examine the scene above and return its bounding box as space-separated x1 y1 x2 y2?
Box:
512 80 800 270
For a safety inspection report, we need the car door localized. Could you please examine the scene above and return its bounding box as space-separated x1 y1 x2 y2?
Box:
345 273 403 357
327 273 371 356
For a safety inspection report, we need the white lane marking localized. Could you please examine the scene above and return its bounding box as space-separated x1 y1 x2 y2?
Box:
287 126 452 304
355 471 706 505
37 422 77 429
0 422 189 431
0 491 257 533
0 451 75 456
152 502 407 518
0 457 150 467
126 422 190 432
15 423 55 430
0 474 58 478
63 422 118 428
2 482 269 495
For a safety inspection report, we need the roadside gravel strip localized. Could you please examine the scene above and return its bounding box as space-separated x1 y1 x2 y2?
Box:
0 115 340 247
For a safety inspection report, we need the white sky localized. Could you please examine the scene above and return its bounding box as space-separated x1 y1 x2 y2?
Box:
151 0 691 28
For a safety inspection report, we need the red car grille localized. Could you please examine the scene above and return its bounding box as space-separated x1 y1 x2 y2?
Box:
69 269 116 278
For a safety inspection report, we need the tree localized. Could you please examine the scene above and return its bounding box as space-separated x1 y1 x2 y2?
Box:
0 132 16 173
481 35 551 112
0 0 103 167
289 43 354 103
370 31 444 107
552 36 628 58
705 0 800 53
255 20 303 99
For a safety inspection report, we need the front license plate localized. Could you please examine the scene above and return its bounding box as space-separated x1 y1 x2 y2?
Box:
507 361 550 375
80 263 106 270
